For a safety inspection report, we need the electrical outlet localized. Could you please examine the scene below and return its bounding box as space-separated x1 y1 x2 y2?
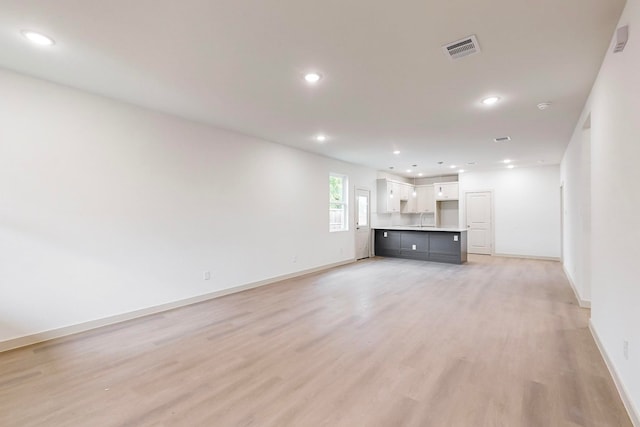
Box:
203 271 211 280
412 244 417 250
623 340 629 360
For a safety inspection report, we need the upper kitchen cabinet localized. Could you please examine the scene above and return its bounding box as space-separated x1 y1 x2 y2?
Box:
416 185 435 212
376 179 401 213
398 183 411 201
401 186 418 214
434 182 459 201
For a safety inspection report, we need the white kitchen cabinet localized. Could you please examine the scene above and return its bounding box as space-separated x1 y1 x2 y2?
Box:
376 179 401 213
398 183 411 201
416 185 435 212
434 182 459 200
402 187 418 213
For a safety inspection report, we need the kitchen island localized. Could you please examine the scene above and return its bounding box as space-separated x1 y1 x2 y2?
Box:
374 226 467 264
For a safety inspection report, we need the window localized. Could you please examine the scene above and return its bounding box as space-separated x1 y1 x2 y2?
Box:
329 173 348 232
357 194 368 227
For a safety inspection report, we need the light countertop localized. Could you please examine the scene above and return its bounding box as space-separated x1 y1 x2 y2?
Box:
373 225 467 233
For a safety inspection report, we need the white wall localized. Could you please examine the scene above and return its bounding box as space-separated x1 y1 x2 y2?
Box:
562 0 640 421
0 68 378 345
459 166 561 259
561 125 592 304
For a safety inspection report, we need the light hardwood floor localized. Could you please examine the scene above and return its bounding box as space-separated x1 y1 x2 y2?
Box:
0 255 632 426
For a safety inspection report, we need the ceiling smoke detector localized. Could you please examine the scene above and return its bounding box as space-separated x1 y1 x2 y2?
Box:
442 35 481 60
537 102 552 110
494 136 511 143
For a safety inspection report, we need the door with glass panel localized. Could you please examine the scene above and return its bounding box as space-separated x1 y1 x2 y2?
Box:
355 188 371 259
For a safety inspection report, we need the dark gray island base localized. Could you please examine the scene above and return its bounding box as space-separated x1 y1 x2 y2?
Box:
374 227 467 264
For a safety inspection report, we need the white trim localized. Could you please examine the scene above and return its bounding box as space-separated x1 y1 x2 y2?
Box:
0 259 354 353
589 320 640 427
562 264 591 308
560 184 564 263
492 253 561 262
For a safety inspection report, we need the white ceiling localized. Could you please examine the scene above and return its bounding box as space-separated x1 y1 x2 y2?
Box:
0 0 626 177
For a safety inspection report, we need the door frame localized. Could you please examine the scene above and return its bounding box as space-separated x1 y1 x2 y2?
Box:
463 190 495 256
354 186 372 259
560 183 564 263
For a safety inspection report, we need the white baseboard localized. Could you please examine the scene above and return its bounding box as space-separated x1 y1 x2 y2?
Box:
589 320 640 427
562 265 591 308
493 253 561 262
0 259 354 353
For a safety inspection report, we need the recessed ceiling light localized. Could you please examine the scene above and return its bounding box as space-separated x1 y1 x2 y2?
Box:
406 169 412 173
458 169 465 173
315 134 327 142
21 30 55 46
304 73 321 84
481 96 500 106
449 165 457 169
393 150 401 155
503 159 512 164
467 162 476 165
418 173 423 177
507 165 515 169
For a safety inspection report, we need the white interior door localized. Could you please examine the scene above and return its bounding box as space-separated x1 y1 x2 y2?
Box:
355 188 371 260
466 191 493 255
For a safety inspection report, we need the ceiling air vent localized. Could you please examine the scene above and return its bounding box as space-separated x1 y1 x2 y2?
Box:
494 136 512 143
613 25 628 53
442 35 481 60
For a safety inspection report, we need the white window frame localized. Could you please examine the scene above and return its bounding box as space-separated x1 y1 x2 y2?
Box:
329 173 349 232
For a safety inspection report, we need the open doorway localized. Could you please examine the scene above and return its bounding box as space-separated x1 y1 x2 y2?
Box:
581 116 592 301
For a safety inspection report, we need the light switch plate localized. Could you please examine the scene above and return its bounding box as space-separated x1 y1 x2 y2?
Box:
454 235 459 242
412 244 416 250
383 232 388 237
